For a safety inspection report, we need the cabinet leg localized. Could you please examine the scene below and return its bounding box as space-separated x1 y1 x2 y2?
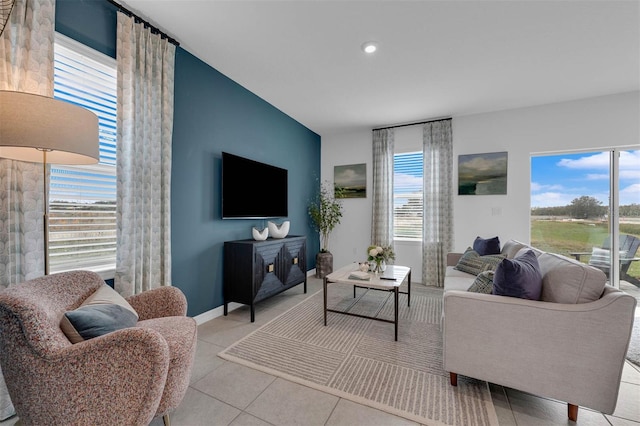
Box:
224 302 228 316
250 304 255 322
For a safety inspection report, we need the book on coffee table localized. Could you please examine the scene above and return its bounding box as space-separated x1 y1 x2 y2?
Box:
348 271 371 281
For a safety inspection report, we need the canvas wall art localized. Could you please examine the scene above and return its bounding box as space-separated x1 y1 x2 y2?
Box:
334 163 366 198
458 151 508 195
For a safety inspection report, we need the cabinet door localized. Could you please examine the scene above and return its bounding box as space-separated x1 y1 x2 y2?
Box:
254 241 286 301
284 238 306 286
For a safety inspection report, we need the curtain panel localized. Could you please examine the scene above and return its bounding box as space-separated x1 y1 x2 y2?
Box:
115 12 175 297
422 119 453 287
0 0 55 418
0 0 54 286
371 129 395 249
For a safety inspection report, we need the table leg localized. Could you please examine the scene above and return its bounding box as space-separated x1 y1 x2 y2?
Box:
407 269 411 307
323 277 328 326
394 287 399 341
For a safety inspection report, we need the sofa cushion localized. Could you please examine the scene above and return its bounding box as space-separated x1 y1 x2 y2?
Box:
454 248 505 276
468 270 494 294
492 249 543 300
60 284 139 343
538 252 607 303
500 239 528 259
445 266 477 292
473 236 501 256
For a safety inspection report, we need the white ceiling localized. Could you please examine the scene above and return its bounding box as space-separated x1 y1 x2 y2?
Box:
121 0 639 136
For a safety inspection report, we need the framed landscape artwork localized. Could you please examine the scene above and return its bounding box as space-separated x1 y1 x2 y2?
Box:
458 151 508 195
334 163 366 198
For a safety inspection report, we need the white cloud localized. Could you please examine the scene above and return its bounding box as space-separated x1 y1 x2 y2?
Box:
531 182 563 192
620 183 640 205
585 173 608 180
531 192 574 208
557 152 609 170
394 173 422 187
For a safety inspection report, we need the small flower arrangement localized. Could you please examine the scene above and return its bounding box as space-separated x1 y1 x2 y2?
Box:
367 245 395 264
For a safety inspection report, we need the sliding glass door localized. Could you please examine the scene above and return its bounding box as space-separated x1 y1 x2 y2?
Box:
531 149 640 289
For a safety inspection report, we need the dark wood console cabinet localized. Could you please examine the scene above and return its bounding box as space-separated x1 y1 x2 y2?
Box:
223 235 307 322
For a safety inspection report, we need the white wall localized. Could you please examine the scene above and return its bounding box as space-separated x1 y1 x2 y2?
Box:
322 91 640 283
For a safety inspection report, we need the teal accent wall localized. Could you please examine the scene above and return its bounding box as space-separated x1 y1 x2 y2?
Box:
55 0 321 317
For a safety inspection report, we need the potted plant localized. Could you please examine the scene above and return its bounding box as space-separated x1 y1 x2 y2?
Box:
309 180 344 278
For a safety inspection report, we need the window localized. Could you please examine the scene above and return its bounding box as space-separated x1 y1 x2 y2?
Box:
530 149 640 288
394 151 423 240
50 33 117 277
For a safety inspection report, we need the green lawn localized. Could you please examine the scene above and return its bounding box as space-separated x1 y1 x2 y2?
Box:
530 220 640 280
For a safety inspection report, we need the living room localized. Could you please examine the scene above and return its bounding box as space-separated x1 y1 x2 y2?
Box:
1 0 639 425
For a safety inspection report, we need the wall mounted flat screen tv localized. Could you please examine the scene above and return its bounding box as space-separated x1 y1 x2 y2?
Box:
221 152 288 219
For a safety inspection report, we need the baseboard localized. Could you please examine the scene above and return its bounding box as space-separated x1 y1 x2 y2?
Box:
193 302 243 325
194 269 318 325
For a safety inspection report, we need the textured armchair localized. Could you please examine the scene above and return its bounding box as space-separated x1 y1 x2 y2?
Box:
0 271 197 426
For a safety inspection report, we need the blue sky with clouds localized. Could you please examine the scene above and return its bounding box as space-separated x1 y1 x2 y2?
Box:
531 150 640 208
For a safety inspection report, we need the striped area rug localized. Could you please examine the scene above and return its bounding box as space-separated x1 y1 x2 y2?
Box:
218 283 498 426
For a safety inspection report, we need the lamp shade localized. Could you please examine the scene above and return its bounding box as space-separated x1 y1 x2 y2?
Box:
0 90 99 164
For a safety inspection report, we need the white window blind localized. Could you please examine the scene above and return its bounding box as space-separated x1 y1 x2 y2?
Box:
394 152 423 240
50 33 117 276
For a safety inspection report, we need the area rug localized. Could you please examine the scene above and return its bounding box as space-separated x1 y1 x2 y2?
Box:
218 284 498 426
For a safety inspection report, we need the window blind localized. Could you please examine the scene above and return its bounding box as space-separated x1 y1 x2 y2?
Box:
394 152 423 240
50 33 117 275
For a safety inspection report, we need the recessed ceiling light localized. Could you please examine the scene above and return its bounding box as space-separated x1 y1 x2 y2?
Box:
361 41 378 54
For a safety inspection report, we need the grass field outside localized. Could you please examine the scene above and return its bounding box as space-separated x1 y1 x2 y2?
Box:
531 219 640 281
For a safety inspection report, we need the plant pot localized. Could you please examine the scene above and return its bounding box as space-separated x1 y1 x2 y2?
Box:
316 252 333 278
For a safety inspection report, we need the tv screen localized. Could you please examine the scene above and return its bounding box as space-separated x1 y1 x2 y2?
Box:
221 152 288 219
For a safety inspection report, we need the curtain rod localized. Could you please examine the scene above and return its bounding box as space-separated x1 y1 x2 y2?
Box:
372 117 452 132
107 0 180 47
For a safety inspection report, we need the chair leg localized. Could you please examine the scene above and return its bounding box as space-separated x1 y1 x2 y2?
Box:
163 414 170 426
450 372 458 386
568 403 578 422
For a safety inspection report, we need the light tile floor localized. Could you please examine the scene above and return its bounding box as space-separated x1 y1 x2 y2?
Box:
2 277 639 426
154 277 640 426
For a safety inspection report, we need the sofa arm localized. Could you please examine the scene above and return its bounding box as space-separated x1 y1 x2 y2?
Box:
447 252 463 267
442 287 636 415
6 327 169 426
126 286 188 320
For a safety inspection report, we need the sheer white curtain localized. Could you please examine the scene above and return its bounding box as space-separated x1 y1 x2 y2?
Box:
115 12 175 297
0 0 55 418
371 129 395 248
422 119 453 287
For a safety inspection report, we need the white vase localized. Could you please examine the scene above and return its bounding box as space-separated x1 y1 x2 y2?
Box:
252 227 269 241
268 220 290 239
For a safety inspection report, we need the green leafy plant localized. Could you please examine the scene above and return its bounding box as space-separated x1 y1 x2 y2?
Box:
309 181 344 252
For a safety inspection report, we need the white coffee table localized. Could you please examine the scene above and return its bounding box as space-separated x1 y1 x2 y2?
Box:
323 264 411 341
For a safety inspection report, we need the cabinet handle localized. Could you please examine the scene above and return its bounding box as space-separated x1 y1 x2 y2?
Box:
267 263 274 273
292 257 298 265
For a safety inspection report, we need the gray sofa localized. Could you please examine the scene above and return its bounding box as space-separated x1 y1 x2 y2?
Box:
442 239 637 422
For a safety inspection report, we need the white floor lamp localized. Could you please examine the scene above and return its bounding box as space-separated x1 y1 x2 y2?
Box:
0 90 99 275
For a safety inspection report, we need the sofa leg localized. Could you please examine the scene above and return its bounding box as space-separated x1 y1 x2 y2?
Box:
163 414 171 426
450 372 458 386
568 403 578 422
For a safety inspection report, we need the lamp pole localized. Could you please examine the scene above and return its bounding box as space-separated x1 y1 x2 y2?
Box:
41 148 50 275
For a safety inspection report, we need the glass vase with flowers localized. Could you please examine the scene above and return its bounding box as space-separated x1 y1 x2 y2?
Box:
367 245 395 274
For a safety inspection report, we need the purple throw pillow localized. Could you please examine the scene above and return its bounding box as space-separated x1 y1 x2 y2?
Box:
473 236 501 256
492 249 542 300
